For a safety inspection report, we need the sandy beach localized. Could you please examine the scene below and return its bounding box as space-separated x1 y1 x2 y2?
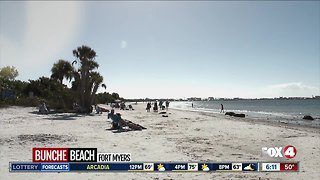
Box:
0 103 319 180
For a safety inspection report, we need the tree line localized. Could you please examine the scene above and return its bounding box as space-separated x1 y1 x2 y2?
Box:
0 45 123 113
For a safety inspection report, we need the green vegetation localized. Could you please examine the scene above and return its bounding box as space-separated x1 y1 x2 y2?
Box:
0 45 123 113
71 45 107 113
95 92 121 105
0 66 18 81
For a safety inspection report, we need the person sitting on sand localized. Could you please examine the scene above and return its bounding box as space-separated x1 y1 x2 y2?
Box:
39 102 49 114
95 104 102 114
116 112 147 130
108 109 122 130
115 103 120 108
108 109 146 131
73 102 80 112
122 118 147 131
120 102 126 110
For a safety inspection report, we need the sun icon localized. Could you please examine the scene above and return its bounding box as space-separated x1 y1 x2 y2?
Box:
202 164 210 171
158 164 164 169
157 164 165 171
202 164 208 169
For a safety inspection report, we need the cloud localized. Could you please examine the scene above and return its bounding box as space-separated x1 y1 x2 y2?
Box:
269 82 317 91
243 164 254 171
158 167 165 171
121 40 127 48
268 82 319 97
202 167 210 171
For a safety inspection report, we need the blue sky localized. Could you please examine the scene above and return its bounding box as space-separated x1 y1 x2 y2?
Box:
0 1 319 99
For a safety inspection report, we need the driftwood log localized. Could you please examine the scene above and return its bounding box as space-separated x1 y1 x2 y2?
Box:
225 112 245 118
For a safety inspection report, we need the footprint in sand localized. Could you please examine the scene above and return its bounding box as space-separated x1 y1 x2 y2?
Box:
231 153 243 157
216 153 223 157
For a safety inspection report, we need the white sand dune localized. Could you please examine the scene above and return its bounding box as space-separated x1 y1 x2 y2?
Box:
0 104 319 179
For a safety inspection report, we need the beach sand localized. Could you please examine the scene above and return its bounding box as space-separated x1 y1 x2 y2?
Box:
0 104 319 180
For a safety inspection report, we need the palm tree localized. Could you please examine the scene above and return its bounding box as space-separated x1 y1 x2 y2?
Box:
101 84 107 90
89 72 104 105
72 45 103 113
51 59 74 84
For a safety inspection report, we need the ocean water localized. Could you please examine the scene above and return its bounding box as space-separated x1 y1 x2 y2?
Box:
170 99 320 128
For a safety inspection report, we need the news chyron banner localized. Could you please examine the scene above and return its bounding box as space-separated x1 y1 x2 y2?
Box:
9 148 299 172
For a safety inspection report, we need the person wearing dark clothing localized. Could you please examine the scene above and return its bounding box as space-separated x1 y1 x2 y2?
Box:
146 102 151 112
159 100 163 110
153 101 158 112
220 104 224 113
165 100 170 110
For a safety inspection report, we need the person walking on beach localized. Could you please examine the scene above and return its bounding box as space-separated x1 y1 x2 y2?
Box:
159 100 164 110
220 104 224 113
146 102 151 112
165 100 170 110
192 103 193 108
153 101 158 112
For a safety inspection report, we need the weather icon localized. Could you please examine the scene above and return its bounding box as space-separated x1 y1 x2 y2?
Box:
157 164 165 171
202 164 210 172
244 164 255 171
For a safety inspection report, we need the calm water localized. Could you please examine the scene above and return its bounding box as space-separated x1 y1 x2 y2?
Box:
170 99 320 128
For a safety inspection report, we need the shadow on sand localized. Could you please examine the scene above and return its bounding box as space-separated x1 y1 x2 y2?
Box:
29 111 82 120
105 128 145 133
43 114 81 120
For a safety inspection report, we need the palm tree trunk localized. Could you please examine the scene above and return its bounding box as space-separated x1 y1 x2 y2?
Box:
79 60 87 112
90 84 99 105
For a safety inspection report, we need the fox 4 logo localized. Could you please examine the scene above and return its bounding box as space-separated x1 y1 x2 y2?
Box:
262 145 297 159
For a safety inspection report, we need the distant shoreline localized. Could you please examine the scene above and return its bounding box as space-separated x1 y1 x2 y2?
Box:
172 107 320 133
125 96 320 102
169 100 320 129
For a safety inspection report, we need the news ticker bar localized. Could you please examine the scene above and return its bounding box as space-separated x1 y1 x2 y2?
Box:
9 162 299 172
